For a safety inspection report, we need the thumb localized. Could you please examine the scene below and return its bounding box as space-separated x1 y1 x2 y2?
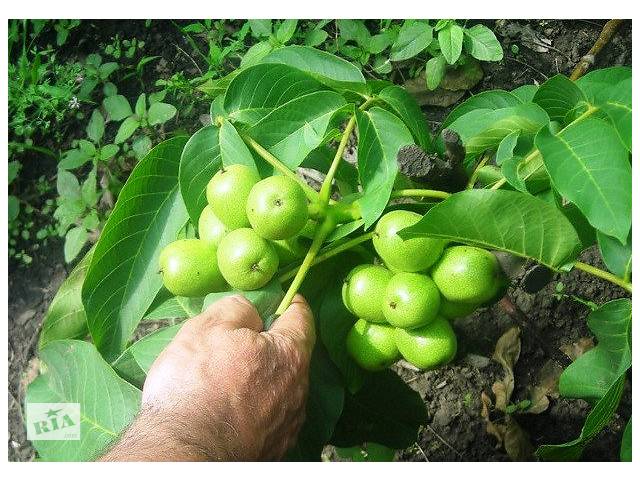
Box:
268 294 315 356
186 295 263 334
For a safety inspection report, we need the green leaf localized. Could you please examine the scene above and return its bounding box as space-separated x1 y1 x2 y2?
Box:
425 55 446 90
135 93 147 117
132 136 152 160
78 139 96 157
535 118 631 243
248 19 272 37
112 323 182 388
179 125 221 225
246 91 348 169
532 74 587 124
144 293 203 321
596 78 631 151
390 20 433 61
337 20 370 45
511 84 539 103
59 149 91 170
537 372 626 461
25 340 141 461
559 299 631 402
8 160 21 184
86 109 105 144
114 116 140 144
98 62 118 79
576 66 631 103
39 248 94 349
219 119 258 170
331 370 427 449
378 85 432 151
82 137 189 362
438 23 464 64
240 41 274 68
620 418 632 461
286 343 345 460
103 95 133 121
355 107 414 229
463 24 503 61
372 55 392 75
81 168 98 207
202 279 284 329
147 102 177 126
276 19 297 43
99 144 119 161
305 28 328 47
597 230 631 280
401 189 582 270
57 170 81 200
224 63 323 124
495 130 520 165
64 226 87 263
448 103 549 157
8 195 19 222
261 46 367 93
443 89 522 127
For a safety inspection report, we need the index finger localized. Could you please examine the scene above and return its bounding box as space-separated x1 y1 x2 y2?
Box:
267 294 315 355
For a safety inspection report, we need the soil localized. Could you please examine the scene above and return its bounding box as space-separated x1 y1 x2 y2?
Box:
7 19 632 462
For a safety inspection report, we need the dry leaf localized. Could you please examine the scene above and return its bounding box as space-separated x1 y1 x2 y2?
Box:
480 391 505 446
492 326 521 371
560 337 595 361
492 380 510 412
503 417 535 461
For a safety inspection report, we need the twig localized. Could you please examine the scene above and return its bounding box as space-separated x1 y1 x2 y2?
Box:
570 20 623 80
172 42 203 76
504 55 549 81
426 425 463 459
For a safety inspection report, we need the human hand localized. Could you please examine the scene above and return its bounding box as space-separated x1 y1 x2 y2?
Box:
101 294 315 461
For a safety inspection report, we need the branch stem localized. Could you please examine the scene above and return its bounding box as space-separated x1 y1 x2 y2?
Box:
391 189 451 200
574 261 632 293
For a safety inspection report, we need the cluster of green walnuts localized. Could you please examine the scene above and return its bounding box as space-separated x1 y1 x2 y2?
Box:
159 164 310 297
343 210 505 371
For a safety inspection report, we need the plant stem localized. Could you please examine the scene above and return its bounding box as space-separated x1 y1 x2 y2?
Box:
570 20 623 80
9 142 59 161
278 231 374 283
390 189 451 200
242 134 319 202
466 154 489 189
574 261 632 293
275 217 336 315
317 96 377 206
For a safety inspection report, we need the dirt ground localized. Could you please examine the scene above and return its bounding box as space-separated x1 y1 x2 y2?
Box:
7 19 632 462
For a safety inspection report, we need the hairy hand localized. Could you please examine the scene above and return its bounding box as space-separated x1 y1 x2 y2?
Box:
102 294 315 461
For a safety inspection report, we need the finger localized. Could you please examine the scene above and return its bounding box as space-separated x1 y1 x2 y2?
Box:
183 295 263 334
268 294 315 355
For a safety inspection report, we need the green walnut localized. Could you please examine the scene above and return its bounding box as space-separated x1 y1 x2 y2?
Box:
342 264 393 323
394 316 457 370
246 175 309 240
216 228 279 290
198 205 229 247
383 272 441 329
206 164 260 229
159 239 226 297
373 210 446 272
346 319 400 371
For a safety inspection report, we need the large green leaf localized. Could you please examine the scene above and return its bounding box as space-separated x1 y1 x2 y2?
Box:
596 78 631 151
597 230 632 280
144 291 203 321
286 343 345 460
112 323 182 388
331 370 427 449
438 23 464 64
401 189 582 270
246 91 348 169
82 137 189 362
39 248 93 349
219 118 260 170
448 103 549 157
559 299 631 402
25 340 141 461
620 418 632 461
179 125 221 225
443 90 522 127
532 74 587 124
576 66 631 103
537 372 626 461
261 45 367 93
463 24 503 61
378 85 432 151
224 63 323 124
535 118 631 243
355 107 414 229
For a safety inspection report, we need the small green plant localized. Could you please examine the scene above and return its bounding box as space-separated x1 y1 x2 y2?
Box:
78 53 119 100
104 35 145 60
